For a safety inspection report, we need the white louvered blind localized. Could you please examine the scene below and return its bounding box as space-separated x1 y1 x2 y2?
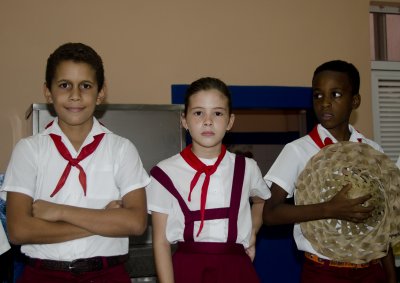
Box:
371 65 400 162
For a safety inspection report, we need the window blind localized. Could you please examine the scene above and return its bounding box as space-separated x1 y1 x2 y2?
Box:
371 68 400 162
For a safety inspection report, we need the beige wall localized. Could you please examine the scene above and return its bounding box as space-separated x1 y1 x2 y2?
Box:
0 0 398 171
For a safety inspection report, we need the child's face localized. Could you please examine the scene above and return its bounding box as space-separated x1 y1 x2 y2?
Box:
181 89 234 157
44 60 105 132
312 70 360 135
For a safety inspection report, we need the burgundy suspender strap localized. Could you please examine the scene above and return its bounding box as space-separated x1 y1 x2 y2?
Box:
151 166 200 241
150 155 246 243
150 166 229 242
226 155 245 243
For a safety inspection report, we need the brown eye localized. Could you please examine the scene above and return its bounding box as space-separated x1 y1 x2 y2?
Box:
80 83 92 90
59 82 70 89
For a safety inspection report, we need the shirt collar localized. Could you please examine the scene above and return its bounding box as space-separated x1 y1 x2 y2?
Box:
42 117 111 153
316 124 366 144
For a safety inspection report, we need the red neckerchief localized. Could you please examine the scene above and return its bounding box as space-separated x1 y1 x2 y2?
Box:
49 132 105 197
180 144 227 236
309 125 361 149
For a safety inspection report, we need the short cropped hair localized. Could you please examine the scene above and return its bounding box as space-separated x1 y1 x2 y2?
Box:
45 42 104 91
184 77 232 115
313 60 360 95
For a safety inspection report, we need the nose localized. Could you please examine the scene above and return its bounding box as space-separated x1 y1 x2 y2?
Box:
69 86 81 101
321 95 332 107
203 113 213 126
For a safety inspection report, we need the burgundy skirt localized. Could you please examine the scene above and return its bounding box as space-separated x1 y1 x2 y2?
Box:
173 242 260 283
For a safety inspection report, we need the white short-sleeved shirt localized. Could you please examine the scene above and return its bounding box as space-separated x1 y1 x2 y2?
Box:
396 156 400 168
1 118 150 261
264 124 383 259
0 224 10 255
146 150 270 248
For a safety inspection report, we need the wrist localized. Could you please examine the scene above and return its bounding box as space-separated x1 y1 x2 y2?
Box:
321 202 332 219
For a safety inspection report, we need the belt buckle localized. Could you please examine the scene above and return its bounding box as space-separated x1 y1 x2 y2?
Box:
69 258 88 275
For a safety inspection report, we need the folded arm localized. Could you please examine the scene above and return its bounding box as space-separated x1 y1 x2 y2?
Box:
33 188 147 237
6 192 92 245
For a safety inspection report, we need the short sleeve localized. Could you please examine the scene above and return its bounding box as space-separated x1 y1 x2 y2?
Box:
114 139 150 197
247 158 270 200
264 143 305 197
2 138 38 198
145 175 173 215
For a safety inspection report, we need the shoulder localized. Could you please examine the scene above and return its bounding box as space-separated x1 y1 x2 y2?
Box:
224 151 259 172
103 132 137 150
13 133 44 153
362 138 383 153
154 153 182 170
350 127 383 153
280 135 318 157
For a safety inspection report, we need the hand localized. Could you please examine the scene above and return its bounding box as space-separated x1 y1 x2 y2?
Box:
32 199 63 222
325 184 374 222
104 200 123 209
245 233 257 261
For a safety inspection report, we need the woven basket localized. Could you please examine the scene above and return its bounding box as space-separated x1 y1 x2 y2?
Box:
295 142 400 263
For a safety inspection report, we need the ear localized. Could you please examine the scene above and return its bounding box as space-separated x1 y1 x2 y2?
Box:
180 112 188 130
226 113 235 131
352 94 361 110
43 83 53 103
96 83 107 105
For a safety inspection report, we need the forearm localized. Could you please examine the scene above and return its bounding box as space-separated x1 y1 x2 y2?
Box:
152 212 174 283
153 241 174 283
263 201 328 225
263 183 372 225
34 189 147 237
7 192 92 245
56 205 147 237
8 217 92 245
251 198 264 235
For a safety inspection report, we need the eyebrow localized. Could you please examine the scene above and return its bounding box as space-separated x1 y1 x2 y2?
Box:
190 106 227 111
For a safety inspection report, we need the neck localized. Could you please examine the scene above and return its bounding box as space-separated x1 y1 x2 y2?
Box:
191 144 222 159
58 120 94 151
326 124 351 142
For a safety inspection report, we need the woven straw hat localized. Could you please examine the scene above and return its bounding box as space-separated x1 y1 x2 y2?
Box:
295 142 400 263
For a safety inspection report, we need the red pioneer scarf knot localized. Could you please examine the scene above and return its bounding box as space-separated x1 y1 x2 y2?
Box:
49 133 105 197
180 144 227 237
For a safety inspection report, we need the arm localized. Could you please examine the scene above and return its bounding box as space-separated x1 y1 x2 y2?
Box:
381 246 397 283
33 188 147 237
263 183 374 225
246 196 264 261
152 211 174 283
7 192 92 245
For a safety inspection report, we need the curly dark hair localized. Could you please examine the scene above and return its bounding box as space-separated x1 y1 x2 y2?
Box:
45 42 104 91
184 77 232 115
312 60 360 95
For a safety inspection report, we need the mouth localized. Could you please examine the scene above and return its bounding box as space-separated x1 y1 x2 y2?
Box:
66 107 84 113
201 131 215 137
320 113 334 121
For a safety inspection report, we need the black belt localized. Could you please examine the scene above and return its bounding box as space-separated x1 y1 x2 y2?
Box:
26 254 129 275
